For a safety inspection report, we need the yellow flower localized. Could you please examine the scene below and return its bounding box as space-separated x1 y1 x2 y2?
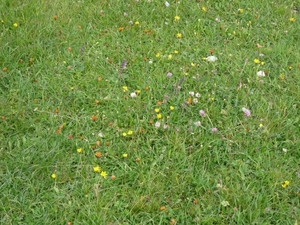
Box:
136 90 141 94
260 61 265 65
174 16 180 21
93 166 101 173
156 113 162 119
123 86 128 92
191 62 195 67
77 148 83 153
201 6 207 12
170 106 174 110
282 180 290 188
122 132 127 137
289 18 295 22
176 33 182 38
238 8 244 13
154 108 160 113
13 23 18 28
156 53 161 58
259 123 263 128
168 54 172 60
51 173 57 179
254 59 260 64
174 50 179 54
123 153 128 158
100 171 107 178
279 74 285 80
135 21 140 25
127 130 133 135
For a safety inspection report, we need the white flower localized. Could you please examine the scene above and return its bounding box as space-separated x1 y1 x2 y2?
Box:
130 92 137 98
221 201 230 207
155 122 161 128
189 91 195 96
282 148 287 153
206 55 218 62
194 121 201 127
257 70 265 77
195 93 200 98
193 98 198 103
165 1 170 7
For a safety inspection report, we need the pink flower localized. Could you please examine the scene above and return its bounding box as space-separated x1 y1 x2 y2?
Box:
242 107 251 117
211 127 218 133
166 72 172 78
199 110 206 117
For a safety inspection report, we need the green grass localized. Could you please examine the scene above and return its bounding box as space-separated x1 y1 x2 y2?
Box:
1 0 300 224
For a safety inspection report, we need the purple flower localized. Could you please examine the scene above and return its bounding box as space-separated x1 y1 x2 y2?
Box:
211 127 218 133
242 107 251 117
199 110 206 117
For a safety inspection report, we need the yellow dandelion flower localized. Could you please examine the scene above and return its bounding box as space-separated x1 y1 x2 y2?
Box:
156 113 162 119
260 61 265 65
100 171 107 178
282 180 290 188
154 108 160 113
176 33 182 38
279 74 285 80
191 62 195 67
168 54 172 60
127 130 133 135
170 106 174 110
135 21 140 25
77 148 83 153
238 9 244 13
156 53 161 58
254 59 260 64
174 50 179 54
122 132 127 137
174 16 180 21
51 173 57 179
123 86 128 92
13 23 18 28
289 18 295 22
93 166 101 173
201 6 207 12
122 153 128 158
136 90 141 94
259 123 263 128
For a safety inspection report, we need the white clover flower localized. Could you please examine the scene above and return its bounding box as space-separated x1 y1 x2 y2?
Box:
165 1 170 7
221 201 230 207
194 121 201 127
130 92 137 98
206 55 218 62
189 91 195 96
155 121 161 128
257 70 265 77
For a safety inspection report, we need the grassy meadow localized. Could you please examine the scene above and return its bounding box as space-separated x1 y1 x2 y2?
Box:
1 0 300 224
